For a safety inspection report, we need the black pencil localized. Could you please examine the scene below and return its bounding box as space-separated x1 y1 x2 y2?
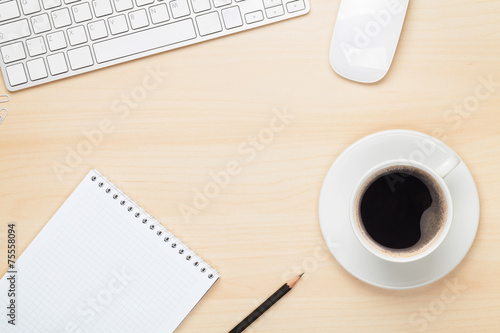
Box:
229 273 304 333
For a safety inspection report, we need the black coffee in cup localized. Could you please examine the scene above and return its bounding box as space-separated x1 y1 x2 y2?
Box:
355 165 448 258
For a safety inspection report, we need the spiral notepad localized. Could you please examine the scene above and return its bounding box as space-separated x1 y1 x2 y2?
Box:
0 170 219 332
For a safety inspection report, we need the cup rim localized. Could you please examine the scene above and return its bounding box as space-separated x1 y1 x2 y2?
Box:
349 160 454 263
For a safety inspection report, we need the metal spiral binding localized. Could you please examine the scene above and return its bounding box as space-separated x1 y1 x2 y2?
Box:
91 173 214 279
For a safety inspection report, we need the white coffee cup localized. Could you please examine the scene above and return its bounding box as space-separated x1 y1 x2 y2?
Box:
349 153 461 263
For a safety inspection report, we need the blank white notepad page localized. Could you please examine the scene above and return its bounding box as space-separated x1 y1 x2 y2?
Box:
0 170 219 332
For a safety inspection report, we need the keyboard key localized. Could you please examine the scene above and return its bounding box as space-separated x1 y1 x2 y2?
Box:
20 0 41 15
31 13 52 33
129 9 149 30
213 0 230 8
263 0 281 8
41 0 62 9
1 42 26 63
0 20 31 44
196 12 222 36
47 52 68 74
286 0 305 13
26 58 48 80
113 0 133 12
191 0 210 13
52 8 72 28
47 30 67 50
67 45 93 69
92 0 113 17
0 1 21 23
170 0 190 19
221 6 242 29
244 10 263 24
72 3 93 23
93 19 196 63
108 14 128 35
265 5 284 18
26 36 47 56
149 4 170 24
88 20 108 40
67 25 87 45
135 0 153 6
64 0 80 4
6 63 27 86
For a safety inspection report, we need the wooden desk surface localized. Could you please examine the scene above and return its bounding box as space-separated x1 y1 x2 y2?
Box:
1 0 500 331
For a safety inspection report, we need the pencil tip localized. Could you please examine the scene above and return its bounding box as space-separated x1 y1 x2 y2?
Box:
287 274 304 288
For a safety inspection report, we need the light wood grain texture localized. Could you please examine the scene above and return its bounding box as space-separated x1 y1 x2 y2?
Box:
1 0 500 332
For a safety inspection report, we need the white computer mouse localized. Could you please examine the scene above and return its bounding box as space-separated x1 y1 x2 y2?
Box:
329 0 409 83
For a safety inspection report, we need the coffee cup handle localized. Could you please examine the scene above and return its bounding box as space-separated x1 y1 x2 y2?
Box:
434 154 461 179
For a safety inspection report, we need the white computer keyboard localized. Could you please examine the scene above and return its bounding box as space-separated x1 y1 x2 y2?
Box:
0 0 309 91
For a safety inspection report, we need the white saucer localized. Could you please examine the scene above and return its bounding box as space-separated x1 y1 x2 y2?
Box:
318 130 480 290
